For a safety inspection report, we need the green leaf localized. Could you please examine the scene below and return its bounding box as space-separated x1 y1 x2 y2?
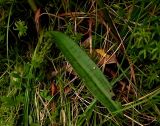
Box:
46 31 122 114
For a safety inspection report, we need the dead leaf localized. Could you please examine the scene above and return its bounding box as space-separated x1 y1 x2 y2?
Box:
50 80 57 96
96 49 118 65
34 8 41 32
64 86 72 94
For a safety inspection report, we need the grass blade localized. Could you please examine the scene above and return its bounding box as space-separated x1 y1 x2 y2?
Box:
96 0 122 43
77 99 97 125
47 31 121 113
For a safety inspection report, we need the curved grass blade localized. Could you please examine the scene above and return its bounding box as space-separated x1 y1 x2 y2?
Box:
47 31 121 113
77 99 97 125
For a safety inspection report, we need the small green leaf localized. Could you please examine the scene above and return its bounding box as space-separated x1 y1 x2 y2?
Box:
14 20 27 38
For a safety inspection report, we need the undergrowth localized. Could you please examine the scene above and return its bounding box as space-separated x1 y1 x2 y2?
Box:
0 0 160 125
